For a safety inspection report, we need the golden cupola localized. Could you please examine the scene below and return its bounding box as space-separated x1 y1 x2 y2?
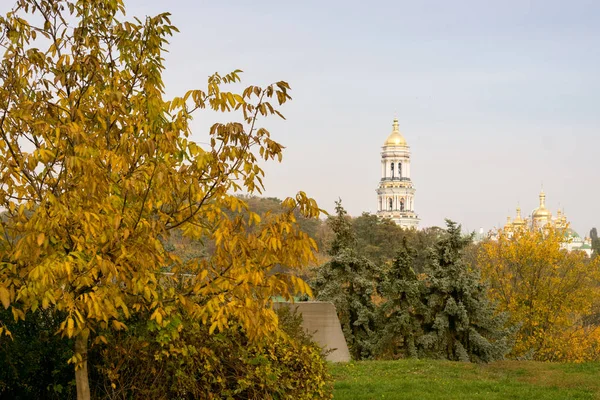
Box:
532 190 552 219
504 216 513 231
384 118 407 147
554 210 567 229
512 206 526 228
532 189 552 230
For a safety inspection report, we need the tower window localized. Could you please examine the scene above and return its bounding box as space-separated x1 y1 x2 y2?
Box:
389 198 393 210
398 162 402 178
390 163 394 178
400 199 405 212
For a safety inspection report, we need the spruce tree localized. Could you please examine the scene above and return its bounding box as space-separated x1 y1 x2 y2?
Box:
377 238 426 358
313 200 381 359
590 228 600 258
417 220 513 362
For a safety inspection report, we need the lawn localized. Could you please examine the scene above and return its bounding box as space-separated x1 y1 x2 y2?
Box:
330 359 600 399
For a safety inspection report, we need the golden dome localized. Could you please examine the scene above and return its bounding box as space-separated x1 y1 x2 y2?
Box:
384 118 407 147
533 209 552 218
513 206 526 226
532 190 552 219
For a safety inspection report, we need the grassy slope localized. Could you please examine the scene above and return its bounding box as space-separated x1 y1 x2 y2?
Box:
331 360 600 400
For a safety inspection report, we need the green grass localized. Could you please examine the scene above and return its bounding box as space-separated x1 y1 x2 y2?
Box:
330 359 600 399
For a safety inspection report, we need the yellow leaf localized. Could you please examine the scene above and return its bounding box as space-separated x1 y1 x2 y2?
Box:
0 287 10 309
37 233 45 246
66 317 75 337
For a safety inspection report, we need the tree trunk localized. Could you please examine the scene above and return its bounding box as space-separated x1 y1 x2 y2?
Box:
75 335 91 400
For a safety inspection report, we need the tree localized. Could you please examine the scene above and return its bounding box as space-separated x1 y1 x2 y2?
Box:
0 1 320 398
417 221 512 362
352 213 409 265
377 238 426 359
312 200 381 359
591 227 600 258
409 226 445 274
479 227 600 361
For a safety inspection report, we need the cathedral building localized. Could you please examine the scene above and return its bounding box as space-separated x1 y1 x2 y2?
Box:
376 118 420 229
502 190 593 256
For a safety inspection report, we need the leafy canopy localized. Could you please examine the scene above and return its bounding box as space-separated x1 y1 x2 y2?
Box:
0 0 320 395
479 227 600 361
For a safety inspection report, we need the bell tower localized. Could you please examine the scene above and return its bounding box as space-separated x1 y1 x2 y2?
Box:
376 118 420 228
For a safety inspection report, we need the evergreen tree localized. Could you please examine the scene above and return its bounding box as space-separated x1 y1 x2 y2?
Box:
377 238 426 358
417 220 513 362
590 228 600 258
326 200 356 257
313 200 381 359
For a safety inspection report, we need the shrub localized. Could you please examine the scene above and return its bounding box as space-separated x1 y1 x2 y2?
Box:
92 307 332 399
0 306 331 399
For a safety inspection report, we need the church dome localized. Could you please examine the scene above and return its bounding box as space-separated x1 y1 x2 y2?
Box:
532 190 551 220
512 207 526 226
564 228 580 239
384 118 407 147
532 208 551 218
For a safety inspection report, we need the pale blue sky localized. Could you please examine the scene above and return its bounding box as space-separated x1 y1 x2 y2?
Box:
5 0 600 235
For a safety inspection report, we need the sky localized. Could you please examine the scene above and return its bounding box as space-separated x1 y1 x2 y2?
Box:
3 0 600 235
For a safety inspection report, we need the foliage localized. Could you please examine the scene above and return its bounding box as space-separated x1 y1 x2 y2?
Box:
237 196 323 244
161 195 326 273
0 0 320 397
352 214 444 274
408 227 446 274
591 227 600 258
376 238 426 359
331 359 600 400
0 308 75 399
479 227 600 362
315 212 510 362
92 307 332 400
313 201 381 359
0 306 331 399
377 221 512 362
352 213 409 265
416 221 513 362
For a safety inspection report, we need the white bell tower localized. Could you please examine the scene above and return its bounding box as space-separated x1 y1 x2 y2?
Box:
376 118 420 228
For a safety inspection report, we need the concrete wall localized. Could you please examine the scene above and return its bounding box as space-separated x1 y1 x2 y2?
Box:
274 301 350 362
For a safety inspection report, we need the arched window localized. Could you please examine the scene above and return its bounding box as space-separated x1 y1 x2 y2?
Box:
389 198 393 210
390 162 394 178
398 162 402 178
400 198 405 211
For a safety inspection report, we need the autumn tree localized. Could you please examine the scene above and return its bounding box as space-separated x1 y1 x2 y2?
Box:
312 200 381 359
0 1 320 398
479 227 600 361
